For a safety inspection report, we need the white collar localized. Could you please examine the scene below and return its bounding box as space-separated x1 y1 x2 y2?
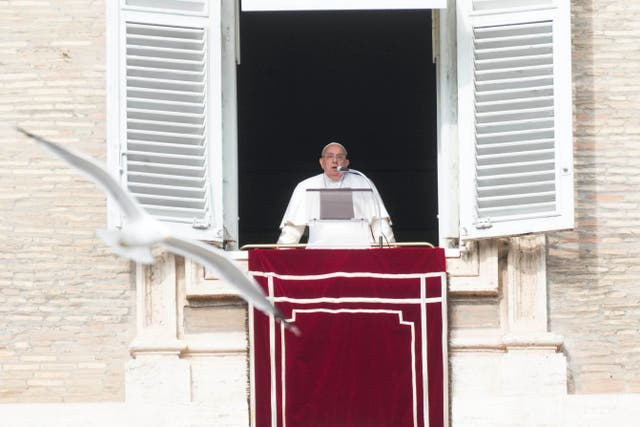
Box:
323 173 345 188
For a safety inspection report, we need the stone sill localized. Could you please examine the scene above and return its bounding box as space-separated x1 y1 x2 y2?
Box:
185 240 501 300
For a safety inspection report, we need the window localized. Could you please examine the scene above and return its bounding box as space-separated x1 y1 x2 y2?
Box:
106 0 573 247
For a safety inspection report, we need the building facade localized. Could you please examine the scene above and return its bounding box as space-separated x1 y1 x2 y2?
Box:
1 0 640 425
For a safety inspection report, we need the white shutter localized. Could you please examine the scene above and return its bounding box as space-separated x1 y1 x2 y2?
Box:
124 0 208 15
457 0 573 240
242 0 446 12
107 4 224 241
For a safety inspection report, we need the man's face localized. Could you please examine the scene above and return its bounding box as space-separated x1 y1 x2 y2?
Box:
319 145 350 181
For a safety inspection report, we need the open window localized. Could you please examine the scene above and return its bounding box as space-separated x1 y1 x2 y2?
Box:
106 0 574 248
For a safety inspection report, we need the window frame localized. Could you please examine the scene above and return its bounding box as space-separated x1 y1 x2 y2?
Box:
106 2 228 242
241 0 447 12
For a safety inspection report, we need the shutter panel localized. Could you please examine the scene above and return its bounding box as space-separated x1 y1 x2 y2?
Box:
108 5 223 241
125 22 211 226
125 1 207 14
457 0 573 240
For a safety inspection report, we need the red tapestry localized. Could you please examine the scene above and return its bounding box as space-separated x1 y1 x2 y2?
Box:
249 248 447 427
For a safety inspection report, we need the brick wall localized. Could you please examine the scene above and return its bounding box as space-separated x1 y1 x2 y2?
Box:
0 0 135 402
548 0 640 393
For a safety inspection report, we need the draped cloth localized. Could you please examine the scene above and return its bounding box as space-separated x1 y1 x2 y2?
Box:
249 247 447 427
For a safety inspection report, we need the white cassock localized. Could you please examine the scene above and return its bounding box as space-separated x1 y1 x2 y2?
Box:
277 173 395 245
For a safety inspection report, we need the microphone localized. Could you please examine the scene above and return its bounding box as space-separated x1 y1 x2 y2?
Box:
336 166 384 248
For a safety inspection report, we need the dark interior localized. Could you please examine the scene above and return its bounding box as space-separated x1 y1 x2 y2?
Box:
237 10 438 246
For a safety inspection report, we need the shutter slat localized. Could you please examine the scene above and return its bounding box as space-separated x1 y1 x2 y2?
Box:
476 75 553 92
478 190 555 207
475 43 552 60
476 97 553 113
127 171 205 186
128 118 204 135
129 182 206 198
127 77 204 93
135 194 206 210
478 180 555 197
476 85 553 102
127 129 203 145
128 98 204 114
127 23 205 38
141 204 208 220
477 170 555 187
128 149 205 167
474 21 552 38
476 118 554 134
127 33 205 50
128 88 204 103
127 66 204 82
475 54 552 71
477 159 555 177
477 202 556 217
127 108 205 124
127 46 204 62
475 34 552 50
127 57 204 72
475 64 553 81
476 107 554 123
477 138 554 155
476 128 554 144
128 140 204 156
125 1 206 14
127 160 205 177
477 148 555 165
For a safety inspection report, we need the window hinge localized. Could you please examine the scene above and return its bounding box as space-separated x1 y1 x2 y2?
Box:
474 217 493 230
192 218 211 230
119 151 127 175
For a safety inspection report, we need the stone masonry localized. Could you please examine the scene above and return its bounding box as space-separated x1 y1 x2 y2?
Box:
0 0 135 402
548 0 640 394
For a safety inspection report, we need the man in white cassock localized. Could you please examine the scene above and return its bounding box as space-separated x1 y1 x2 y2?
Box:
277 142 395 245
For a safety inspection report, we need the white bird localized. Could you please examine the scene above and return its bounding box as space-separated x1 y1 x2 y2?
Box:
18 127 299 335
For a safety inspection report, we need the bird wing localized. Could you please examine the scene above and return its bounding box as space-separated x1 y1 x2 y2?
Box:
17 127 145 221
19 127 299 333
161 236 301 331
162 236 278 313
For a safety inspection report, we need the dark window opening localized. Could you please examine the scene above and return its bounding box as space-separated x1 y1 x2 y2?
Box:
237 10 438 246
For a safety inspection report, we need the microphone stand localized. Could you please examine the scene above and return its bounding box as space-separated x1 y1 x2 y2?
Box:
337 166 384 248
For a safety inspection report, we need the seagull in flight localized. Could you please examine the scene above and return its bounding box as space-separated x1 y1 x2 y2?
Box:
17 127 299 335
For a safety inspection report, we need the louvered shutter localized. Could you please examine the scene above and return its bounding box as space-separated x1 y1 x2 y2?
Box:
457 0 574 240
124 1 208 14
107 4 223 241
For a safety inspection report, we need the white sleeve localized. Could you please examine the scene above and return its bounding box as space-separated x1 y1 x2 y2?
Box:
371 217 395 244
277 223 306 245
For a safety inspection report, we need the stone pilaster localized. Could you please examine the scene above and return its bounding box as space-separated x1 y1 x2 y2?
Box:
125 252 190 403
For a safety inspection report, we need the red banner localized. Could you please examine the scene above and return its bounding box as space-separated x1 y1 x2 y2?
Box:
249 248 447 427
